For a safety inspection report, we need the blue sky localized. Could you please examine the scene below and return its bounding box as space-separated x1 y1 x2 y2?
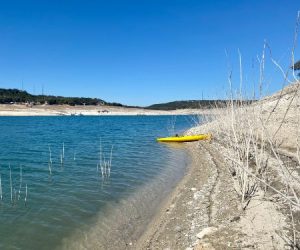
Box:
0 0 299 106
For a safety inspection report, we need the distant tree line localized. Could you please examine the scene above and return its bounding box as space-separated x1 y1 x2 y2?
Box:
146 100 254 110
0 88 124 106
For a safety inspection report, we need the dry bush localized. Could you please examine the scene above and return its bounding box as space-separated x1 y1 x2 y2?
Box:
196 9 300 207
188 11 300 248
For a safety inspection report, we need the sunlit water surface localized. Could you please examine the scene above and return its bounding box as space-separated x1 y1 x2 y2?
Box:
0 115 197 249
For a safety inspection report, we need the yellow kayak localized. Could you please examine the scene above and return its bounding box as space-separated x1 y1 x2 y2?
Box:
157 134 212 142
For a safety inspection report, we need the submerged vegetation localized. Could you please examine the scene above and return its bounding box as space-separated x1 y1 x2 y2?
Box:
97 141 113 180
0 140 114 209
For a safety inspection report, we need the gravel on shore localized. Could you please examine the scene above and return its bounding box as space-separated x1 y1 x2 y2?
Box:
134 140 288 250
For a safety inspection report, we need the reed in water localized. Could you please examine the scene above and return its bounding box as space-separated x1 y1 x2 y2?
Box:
98 140 113 179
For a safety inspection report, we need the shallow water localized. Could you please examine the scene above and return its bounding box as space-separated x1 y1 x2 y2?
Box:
0 115 195 249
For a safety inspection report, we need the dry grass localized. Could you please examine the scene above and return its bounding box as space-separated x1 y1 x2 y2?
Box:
189 13 300 246
192 81 300 247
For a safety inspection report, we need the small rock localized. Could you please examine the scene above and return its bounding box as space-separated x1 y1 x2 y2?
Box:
196 227 217 239
193 191 202 200
192 241 198 247
230 216 240 222
191 187 197 191
194 242 215 250
186 248 193 250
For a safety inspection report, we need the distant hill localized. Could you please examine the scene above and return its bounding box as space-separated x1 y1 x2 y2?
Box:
0 88 254 109
0 88 124 106
146 100 253 110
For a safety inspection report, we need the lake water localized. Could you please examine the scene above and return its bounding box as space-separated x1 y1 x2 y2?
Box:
0 115 196 249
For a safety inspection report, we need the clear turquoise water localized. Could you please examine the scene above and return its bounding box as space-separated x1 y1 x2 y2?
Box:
0 115 194 249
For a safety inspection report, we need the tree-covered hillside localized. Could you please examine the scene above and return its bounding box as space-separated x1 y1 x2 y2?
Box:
146 100 253 110
0 88 124 106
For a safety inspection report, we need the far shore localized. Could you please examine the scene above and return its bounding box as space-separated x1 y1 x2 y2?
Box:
0 104 219 116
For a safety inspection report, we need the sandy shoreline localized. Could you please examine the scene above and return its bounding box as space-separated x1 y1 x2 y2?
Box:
134 140 286 249
0 104 216 116
134 141 243 249
135 141 223 249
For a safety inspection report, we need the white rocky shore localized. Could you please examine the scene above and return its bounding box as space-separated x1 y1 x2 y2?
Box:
0 104 215 116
